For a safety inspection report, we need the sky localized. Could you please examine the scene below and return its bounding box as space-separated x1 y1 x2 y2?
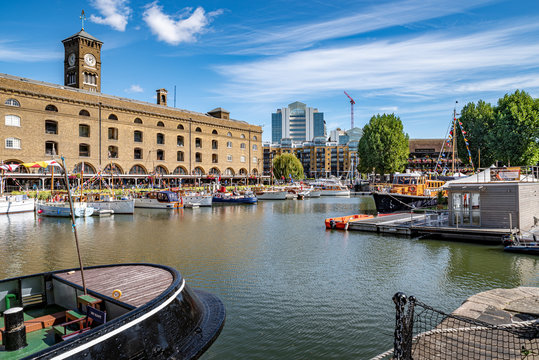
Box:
2 0 539 141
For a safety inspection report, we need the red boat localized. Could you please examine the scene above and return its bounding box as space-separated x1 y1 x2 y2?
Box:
325 214 374 230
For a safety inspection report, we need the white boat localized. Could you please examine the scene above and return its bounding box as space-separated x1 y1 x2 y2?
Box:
311 178 351 196
305 189 321 198
134 191 182 209
180 193 213 207
254 190 288 200
0 194 35 214
36 201 95 217
86 197 135 214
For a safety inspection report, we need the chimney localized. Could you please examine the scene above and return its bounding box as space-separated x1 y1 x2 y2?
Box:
156 89 168 106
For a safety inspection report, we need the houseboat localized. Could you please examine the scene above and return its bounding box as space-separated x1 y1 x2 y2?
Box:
134 191 182 209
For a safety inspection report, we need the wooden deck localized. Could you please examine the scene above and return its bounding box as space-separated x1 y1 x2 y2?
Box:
54 265 174 308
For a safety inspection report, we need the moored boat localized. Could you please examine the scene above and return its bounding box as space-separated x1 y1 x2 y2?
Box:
0 194 35 215
83 194 135 214
179 192 213 207
37 201 95 217
325 214 374 230
0 263 225 359
212 192 258 204
134 191 183 209
253 189 288 200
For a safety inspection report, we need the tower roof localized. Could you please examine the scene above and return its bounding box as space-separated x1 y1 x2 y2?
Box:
62 29 103 44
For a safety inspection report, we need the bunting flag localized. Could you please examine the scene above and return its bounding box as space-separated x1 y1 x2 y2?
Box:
21 160 61 168
0 164 20 171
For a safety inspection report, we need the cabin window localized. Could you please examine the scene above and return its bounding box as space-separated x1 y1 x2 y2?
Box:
134 130 143 142
79 124 90 137
45 120 58 134
79 143 90 157
134 148 143 160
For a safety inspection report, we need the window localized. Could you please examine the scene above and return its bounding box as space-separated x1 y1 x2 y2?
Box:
240 143 246 149
157 133 165 145
195 138 202 148
108 114 118 121
79 109 90 117
134 118 143 124
193 167 204 175
5 115 20 126
224 168 234 175
157 150 164 160
134 148 143 160
227 154 232 162
195 127 202 132
177 124 184 130
79 124 90 137
83 73 97 85
212 140 218 149
155 166 168 175
108 146 118 159
239 168 247 175
5 98 20 107
240 134 245 139
253 135 258 141
134 130 143 142
227 132 232 137
212 154 218 163
227 141 232 148
79 144 90 157
157 121 165 127
253 156 258 163
45 141 58 155
212 129 218 134
253 144 258 150
177 151 184 161
104 164 123 175
173 166 187 175
108 127 118 140
195 152 202 162
67 73 76 85
45 120 58 134
45 104 58 112
130 165 147 175
177 135 184 146
5 137 21 149
240 156 246 163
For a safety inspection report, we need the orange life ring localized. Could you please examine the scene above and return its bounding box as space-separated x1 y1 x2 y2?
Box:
410 186 416 193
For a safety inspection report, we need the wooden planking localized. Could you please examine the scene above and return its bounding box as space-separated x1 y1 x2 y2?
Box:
54 265 174 308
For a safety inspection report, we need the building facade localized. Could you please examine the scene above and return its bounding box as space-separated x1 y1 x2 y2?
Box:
0 28 262 182
271 101 325 143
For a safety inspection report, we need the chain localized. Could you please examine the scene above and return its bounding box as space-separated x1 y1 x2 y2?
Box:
393 292 407 360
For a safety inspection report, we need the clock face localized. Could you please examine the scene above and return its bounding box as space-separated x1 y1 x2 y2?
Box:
68 53 76 66
84 53 96 67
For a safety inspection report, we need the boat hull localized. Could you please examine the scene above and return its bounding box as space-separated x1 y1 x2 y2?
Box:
0 196 35 214
319 190 350 196
36 202 95 217
212 196 258 204
371 192 437 213
503 245 539 255
255 191 288 200
134 198 181 209
87 199 135 214
181 195 213 207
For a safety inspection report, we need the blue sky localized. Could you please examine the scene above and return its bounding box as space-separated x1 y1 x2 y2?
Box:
2 0 539 141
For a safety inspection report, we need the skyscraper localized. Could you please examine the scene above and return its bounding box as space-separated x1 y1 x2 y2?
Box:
272 101 325 143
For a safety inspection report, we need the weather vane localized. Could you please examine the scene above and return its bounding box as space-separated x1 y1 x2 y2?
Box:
80 10 86 30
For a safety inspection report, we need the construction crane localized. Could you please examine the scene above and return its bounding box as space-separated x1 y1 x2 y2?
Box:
344 91 355 129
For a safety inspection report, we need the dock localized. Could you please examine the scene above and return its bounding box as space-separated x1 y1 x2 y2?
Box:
347 213 427 236
54 265 173 308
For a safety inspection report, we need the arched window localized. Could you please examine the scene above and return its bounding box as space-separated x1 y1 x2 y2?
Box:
239 168 248 175
108 114 118 120
104 163 123 175
79 144 90 157
79 124 90 137
195 152 202 162
134 130 143 142
5 138 21 149
157 121 165 127
134 148 143 160
177 135 184 146
177 124 184 130
212 140 218 149
212 129 218 134
227 132 232 137
45 104 58 112
129 165 147 175
253 144 258 150
157 133 165 145
224 168 235 176
240 134 245 139
193 167 204 175
45 120 58 134
156 149 165 160
195 138 202 148
240 143 246 149
253 135 258 141
155 165 168 175
227 141 232 148
173 166 187 175
73 162 96 174
195 127 202 132
177 151 184 161
209 167 220 175
108 145 119 158
5 115 20 127
212 154 218 163
5 98 20 107
45 141 58 155
134 118 143 124
79 109 90 116
252 169 259 175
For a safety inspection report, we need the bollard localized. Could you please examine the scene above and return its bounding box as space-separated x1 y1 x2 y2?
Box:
2 307 27 351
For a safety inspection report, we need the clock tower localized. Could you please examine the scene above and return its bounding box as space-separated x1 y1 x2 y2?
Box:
62 27 103 92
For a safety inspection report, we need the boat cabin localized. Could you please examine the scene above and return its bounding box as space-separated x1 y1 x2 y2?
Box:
147 191 179 203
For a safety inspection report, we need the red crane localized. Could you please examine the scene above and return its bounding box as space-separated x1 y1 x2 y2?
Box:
344 91 356 129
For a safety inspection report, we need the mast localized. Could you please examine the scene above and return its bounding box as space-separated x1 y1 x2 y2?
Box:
452 103 457 174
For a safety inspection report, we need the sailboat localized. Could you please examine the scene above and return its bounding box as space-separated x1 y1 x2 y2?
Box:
0 163 35 215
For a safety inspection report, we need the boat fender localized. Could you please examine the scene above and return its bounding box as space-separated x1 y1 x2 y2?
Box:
112 289 122 299
330 220 336 229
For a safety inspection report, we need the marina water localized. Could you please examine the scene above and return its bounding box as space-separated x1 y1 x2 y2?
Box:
0 196 537 359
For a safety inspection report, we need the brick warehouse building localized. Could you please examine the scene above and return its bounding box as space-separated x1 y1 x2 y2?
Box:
0 28 262 188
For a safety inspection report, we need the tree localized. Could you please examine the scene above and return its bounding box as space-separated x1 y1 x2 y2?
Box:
457 100 495 168
272 153 304 180
357 113 409 175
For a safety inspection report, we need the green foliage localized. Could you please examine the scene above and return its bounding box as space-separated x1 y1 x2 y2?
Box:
357 113 409 175
457 100 495 168
272 153 304 180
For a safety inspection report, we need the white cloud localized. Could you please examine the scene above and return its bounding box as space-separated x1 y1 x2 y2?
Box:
90 0 131 32
143 2 222 45
125 84 143 93
0 42 60 62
